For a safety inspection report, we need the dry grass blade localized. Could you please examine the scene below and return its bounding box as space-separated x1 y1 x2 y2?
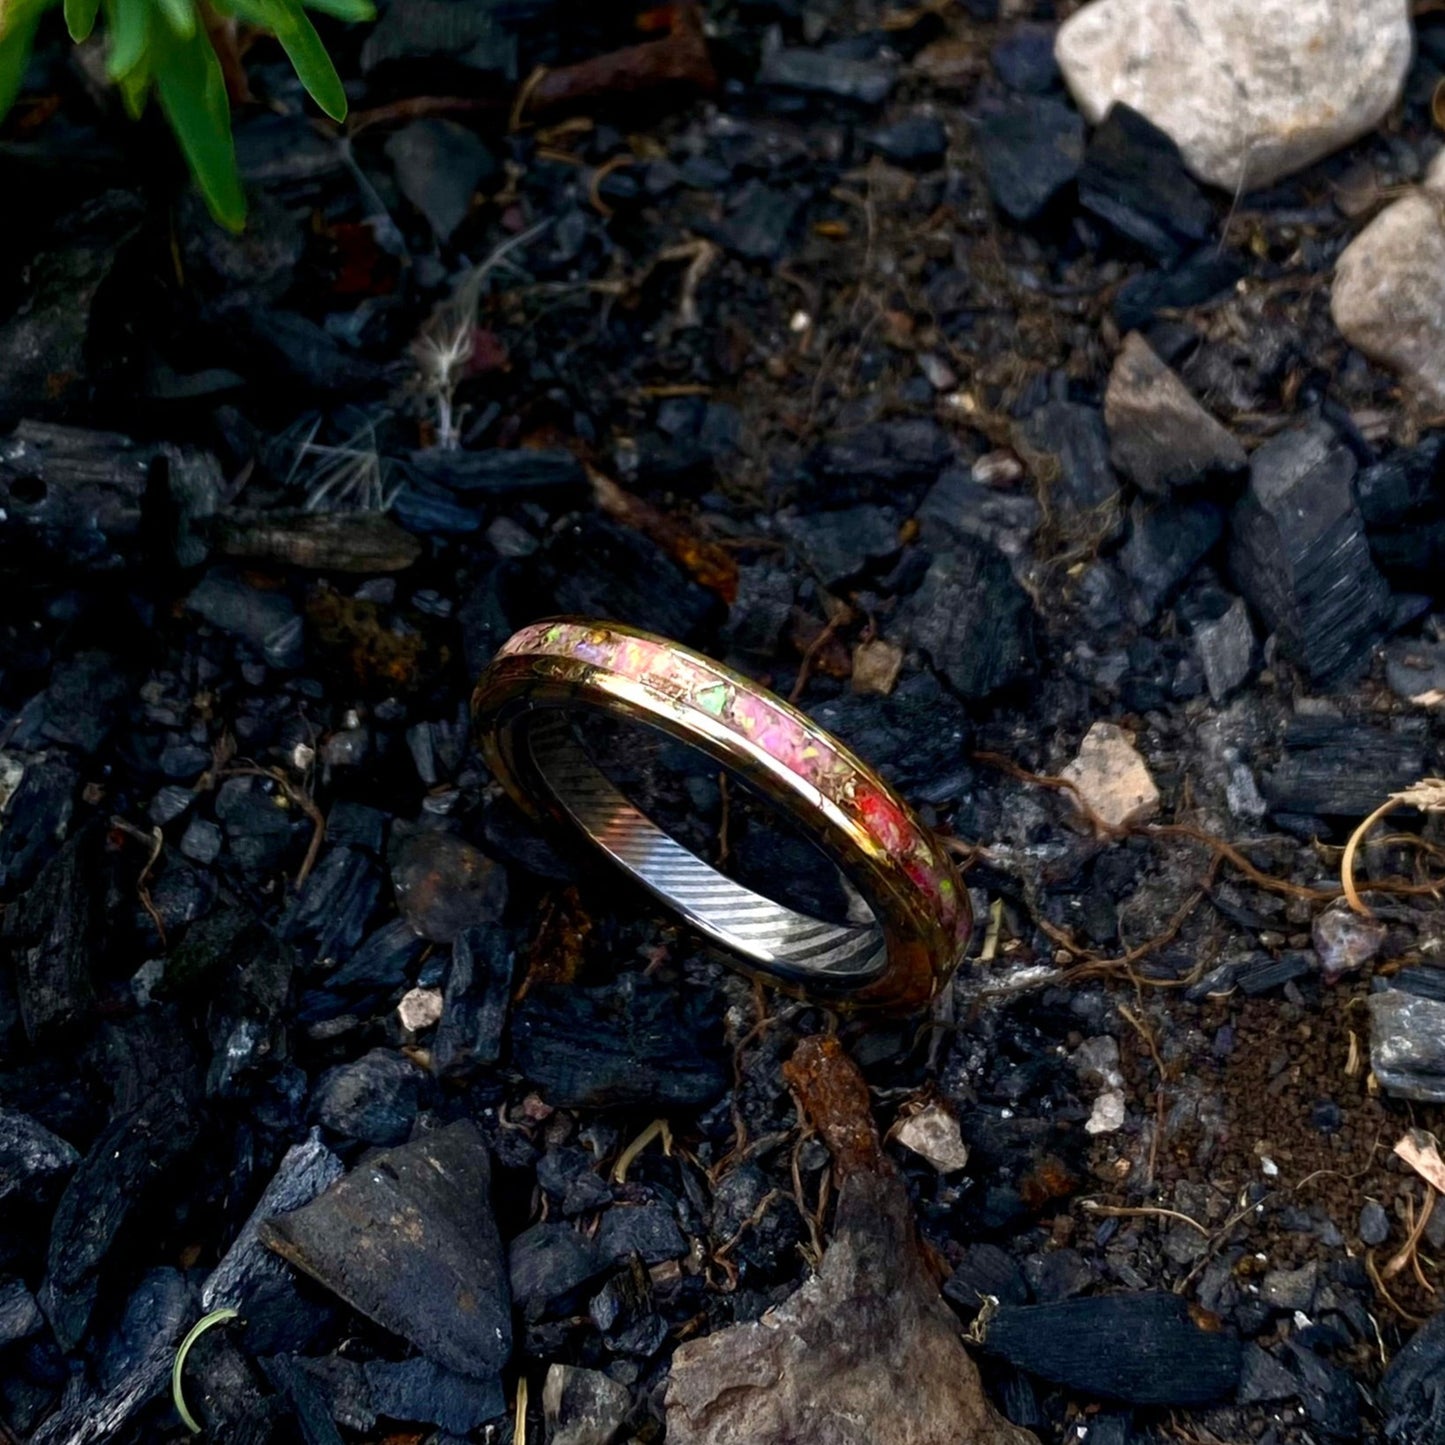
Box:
1341 777 1445 917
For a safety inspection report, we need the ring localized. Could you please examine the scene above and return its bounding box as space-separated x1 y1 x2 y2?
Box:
472 618 970 1011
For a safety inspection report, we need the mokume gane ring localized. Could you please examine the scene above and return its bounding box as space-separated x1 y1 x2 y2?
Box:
472 619 970 1011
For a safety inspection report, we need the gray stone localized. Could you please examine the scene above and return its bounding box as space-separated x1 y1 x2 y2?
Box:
385 120 496 243
1260 1261 1318 1313
1192 597 1255 704
1359 1200 1391 1248
1311 900 1387 982
543 1364 632 1445
666 1171 1035 1445
1385 636 1445 706
1227 421 1394 686
1333 155 1445 412
1055 0 1413 191
1104 332 1245 494
1370 990 1445 1103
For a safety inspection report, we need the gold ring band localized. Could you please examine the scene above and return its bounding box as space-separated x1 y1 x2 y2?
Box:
472 618 969 1011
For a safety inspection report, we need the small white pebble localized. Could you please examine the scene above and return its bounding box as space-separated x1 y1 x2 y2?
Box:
397 986 443 1034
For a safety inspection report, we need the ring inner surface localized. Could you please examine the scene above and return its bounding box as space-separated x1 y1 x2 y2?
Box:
522 709 887 983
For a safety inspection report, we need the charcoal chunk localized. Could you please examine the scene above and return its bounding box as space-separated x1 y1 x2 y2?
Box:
806 419 955 503
188 568 303 668
404 446 587 498
509 1222 607 1322
521 514 719 642
895 540 1037 698
0 1108 79 1212
2 826 98 1042
432 924 515 1074
1019 399 1122 534
944 1242 1028 1318
1263 718 1424 821
261 1120 511 1379
390 829 508 943
991 23 1060 93
596 1203 688 1265
0 421 153 573
973 95 1084 222
313 1048 426 1146
704 183 805 262
1119 497 1225 623
364 1355 506 1433
980 1292 1240 1405
511 973 727 1110
204 1131 344 1354
0 752 78 892
0 1278 42 1345
1369 989 1445 1103
1077 105 1215 264
759 45 897 104
1355 436 1445 527
41 1098 200 1351
1113 249 1244 332
1381 1309 1445 1445
1228 421 1394 685
776 505 899 585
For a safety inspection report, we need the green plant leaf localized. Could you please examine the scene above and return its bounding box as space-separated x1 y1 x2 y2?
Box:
0 0 56 118
300 0 373 23
105 0 150 79
64 0 102 43
258 0 346 120
154 0 196 39
151 20 246 229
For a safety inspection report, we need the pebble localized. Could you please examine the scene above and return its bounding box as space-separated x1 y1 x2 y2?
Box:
1332 153 1445 412
543 1364 633 1445
1055 0 1413 191
1384 637 1445 706
1060 721 1161 832
1192 598 1256 705
1359 1200 1391 1248
891 1103 970 1173
386 119 497 243
1085 1089 1127 1135
397 985 443 1034
863 115 947 167
1104 333 1245 494
850 638 904 697
1311 900 1387 982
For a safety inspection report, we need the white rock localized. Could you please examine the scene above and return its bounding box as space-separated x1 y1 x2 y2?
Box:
1060 721 1160 832
1055 0 1413 192
397 985 443 1034
1073 1035 1123 1089
892 1104 971 1174
1332 153 1445 411
1085 1090 1127 1135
